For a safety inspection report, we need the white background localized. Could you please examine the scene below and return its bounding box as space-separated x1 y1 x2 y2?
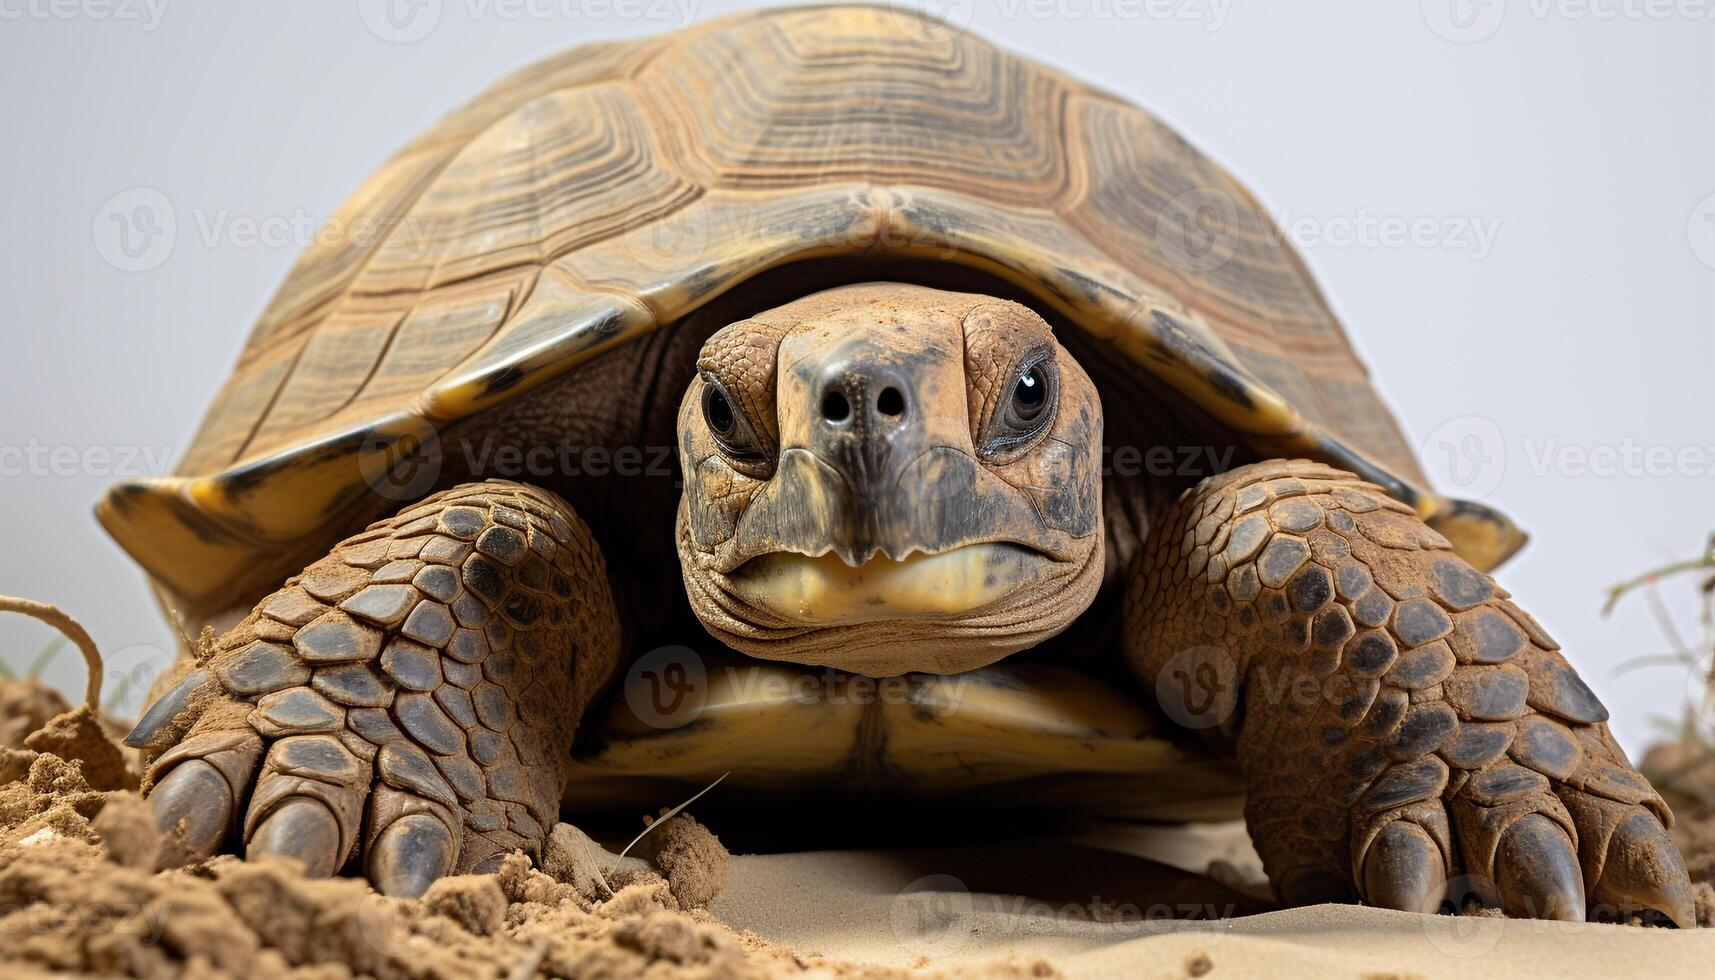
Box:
0 0 1711 754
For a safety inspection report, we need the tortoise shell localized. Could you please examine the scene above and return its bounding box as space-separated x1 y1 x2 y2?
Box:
99 4 1521 617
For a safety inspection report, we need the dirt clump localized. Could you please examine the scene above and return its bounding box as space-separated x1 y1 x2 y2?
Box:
0 704 1043 978
540 820 648 903
0 777 797 978
0 679 70 749
1644 738 1715 925
422 874 508 936
1692 881 1715 929
89 790 160 869
1 751 106 850
631 812 730 908
24 704 135 791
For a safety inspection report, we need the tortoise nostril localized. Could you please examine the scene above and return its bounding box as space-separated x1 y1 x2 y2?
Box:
822 389 851 423
876 386 906 419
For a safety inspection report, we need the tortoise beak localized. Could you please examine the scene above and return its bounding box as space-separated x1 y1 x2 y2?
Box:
724 543 1050 624
761 443 1024 568
782 330 931 565
720 327 1071 570
794 344 917 565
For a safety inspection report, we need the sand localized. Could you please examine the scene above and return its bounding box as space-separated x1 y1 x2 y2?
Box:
1 678 1712 979
714 845 1715 979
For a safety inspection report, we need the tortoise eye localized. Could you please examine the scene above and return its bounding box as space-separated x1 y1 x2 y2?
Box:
703 385 736 436
981 352 1058 457
701 375 768 464
1011 365 1049 420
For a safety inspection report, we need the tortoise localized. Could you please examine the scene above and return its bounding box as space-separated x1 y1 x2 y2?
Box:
107 5 1692 921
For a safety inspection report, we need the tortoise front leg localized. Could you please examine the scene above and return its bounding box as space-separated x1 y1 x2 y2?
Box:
125 481 621 896
1124 460 1694 924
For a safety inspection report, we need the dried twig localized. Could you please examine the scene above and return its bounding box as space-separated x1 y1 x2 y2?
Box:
592 771 729 898
0 595 103 708
1603 536 1715 616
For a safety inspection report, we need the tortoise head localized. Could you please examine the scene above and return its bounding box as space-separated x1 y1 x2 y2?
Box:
675 283 1105 676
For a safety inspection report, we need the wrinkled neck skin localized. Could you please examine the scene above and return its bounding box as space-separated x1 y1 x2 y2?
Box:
675 282 1107 677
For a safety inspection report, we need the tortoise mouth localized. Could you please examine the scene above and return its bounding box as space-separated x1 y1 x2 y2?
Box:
722 543 1052 625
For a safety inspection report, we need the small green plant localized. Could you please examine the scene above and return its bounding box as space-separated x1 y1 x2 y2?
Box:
1 620 157 718
1608 535 1715 808
0 636 68 681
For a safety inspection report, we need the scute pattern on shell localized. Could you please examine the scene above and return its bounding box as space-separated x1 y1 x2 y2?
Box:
99 4 1497 612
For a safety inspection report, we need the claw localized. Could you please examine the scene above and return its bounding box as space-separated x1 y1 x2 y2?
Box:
151 759 233 866
247 798 344 877
1589 811 1695 928
125 668 212 749
1363 822 1448 914
369 814 456 899
1496 814 1584 921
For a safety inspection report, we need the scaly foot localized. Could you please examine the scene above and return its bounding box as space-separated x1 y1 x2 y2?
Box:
127 481 620 896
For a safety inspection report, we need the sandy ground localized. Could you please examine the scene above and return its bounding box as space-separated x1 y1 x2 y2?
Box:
3 678 1712 979
716 844 1715 978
